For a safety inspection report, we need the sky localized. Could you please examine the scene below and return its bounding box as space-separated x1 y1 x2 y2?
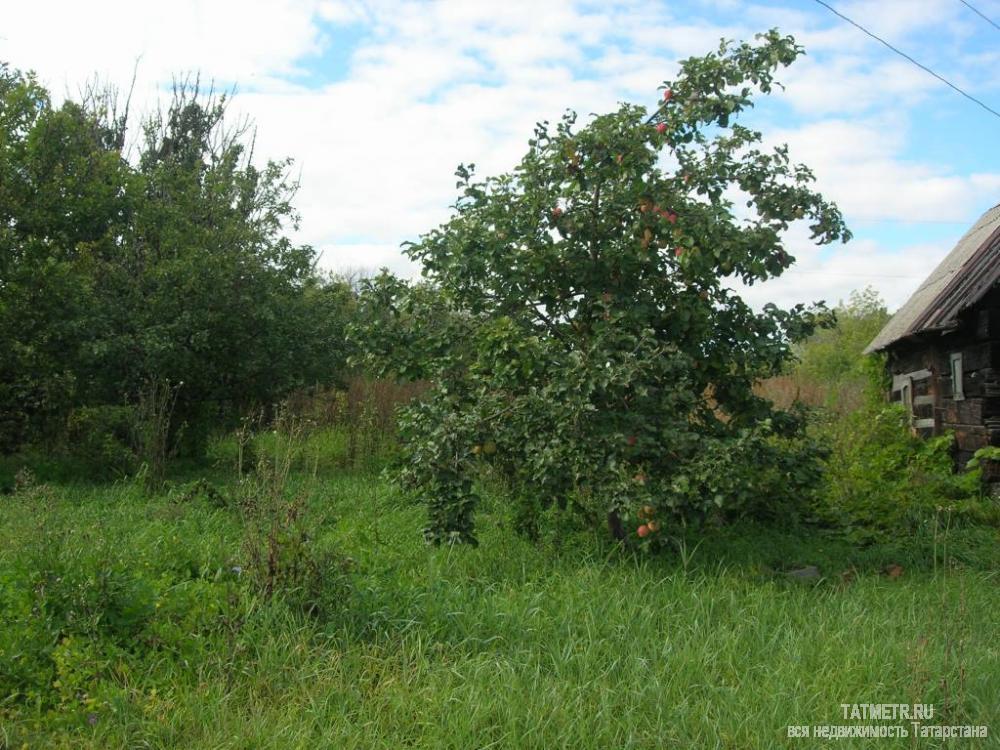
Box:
2 0 999 312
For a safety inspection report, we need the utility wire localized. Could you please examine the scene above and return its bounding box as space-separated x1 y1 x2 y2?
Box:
812 0 1000 120
959 0 1000 31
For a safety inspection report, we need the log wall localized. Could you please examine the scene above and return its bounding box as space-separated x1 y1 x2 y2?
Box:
885 285 1000 468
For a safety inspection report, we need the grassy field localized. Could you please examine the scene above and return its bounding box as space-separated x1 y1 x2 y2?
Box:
1 435 999 749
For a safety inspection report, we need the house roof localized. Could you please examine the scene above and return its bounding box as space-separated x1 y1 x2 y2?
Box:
865 203 1000 354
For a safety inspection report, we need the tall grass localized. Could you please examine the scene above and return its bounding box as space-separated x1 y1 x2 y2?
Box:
755 373 867 416
282 377 426 471
2 466 997 749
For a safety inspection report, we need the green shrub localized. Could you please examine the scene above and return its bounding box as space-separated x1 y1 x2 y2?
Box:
795 287 890 389
64 406 137 479
1 557 155 708
817 403 989 541
237 447 355 619
0 483 239 712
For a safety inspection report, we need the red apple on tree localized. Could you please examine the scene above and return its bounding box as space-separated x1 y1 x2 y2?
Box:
377 32 853 548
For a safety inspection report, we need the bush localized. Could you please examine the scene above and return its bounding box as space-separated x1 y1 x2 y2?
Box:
816 402 992 542
234 417 355 618
1 66 357 476
757 288 891 416
1 544 155 709
0 482 244 715
64 406 137 479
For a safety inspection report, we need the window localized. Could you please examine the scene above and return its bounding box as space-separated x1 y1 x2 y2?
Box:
950 353 964 401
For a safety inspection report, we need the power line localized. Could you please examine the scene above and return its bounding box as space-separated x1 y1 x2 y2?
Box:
811 0 1000 121
959 0 1000 31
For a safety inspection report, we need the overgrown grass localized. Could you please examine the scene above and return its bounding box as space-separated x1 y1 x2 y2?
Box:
2 439 998 749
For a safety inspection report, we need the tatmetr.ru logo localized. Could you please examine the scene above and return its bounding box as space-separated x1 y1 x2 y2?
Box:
840 704 934 721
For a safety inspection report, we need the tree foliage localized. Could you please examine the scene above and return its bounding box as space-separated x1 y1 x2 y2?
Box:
357 31 851 545
0 64 127 450
794 286 890 384
0 65 352 459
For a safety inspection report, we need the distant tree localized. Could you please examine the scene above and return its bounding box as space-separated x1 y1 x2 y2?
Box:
794 286 890 384
352 271 477 383
296 272 359 387
359 31 851 545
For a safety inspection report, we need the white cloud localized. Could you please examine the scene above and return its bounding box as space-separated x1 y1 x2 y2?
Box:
0 0 328 91
739 236 953 312
766 117 1000 222
316 242 418 278
779 57 933 115
3 0 998 316
836 0 958 39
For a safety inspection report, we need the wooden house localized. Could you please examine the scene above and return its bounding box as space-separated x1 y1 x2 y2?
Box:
865 203 1000 467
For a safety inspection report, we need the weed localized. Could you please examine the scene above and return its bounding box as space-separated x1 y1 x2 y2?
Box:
236 416 353 618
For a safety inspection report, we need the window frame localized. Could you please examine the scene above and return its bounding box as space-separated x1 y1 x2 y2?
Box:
950 352 965 401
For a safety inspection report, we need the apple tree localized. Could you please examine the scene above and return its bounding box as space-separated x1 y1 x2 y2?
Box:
361 31 850 545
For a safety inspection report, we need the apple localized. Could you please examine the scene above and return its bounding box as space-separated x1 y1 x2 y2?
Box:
655 123 667 134
674 247 684 257
626 435 638 446
552 206 563 219
647 520 660 532
641 504 655 516
634 473 647 485
637 524 650 538
663 89 673 102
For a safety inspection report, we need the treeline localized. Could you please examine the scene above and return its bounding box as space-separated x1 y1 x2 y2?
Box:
0 64 355 471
